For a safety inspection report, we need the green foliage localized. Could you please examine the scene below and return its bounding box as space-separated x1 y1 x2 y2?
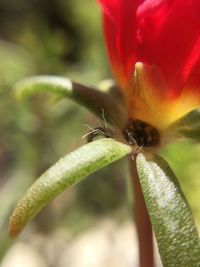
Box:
9 138 131 238
15 75 123 126
169 108 200 141
136 153 200 267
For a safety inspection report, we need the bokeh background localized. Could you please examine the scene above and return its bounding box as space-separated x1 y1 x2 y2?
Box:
0 0 199 266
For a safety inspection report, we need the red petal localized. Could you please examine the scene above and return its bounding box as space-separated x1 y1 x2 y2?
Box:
98 0 141 83
137 0 200 98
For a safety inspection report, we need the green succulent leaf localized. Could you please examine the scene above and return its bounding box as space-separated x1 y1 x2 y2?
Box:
8 138 131 238
169 108 200 142
15 75 124 127
136 153 200 267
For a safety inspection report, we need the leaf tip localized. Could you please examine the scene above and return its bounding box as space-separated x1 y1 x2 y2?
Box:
13 81 26 100
8 219 20 239
8 210 25 239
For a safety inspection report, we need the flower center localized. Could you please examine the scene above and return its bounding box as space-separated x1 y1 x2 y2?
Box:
123 119 160 147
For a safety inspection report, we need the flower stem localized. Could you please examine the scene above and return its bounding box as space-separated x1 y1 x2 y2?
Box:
129 157 154 267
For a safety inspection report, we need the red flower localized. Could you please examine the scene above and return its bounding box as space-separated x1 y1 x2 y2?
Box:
98 0 200 129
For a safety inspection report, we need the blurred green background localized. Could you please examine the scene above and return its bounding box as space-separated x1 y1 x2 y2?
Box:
0 0 199 266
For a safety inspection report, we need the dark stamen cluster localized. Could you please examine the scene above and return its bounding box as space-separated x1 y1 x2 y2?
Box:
123 119 160 147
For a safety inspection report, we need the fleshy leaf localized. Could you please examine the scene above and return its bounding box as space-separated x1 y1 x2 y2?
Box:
136 153 200 267
169 108 200 142
9 138 131 238
15 75 124 127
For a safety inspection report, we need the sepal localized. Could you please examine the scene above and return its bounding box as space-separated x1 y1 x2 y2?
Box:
168 108 200 142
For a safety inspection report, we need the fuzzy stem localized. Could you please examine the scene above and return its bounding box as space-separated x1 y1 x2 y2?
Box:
129 156 154 267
